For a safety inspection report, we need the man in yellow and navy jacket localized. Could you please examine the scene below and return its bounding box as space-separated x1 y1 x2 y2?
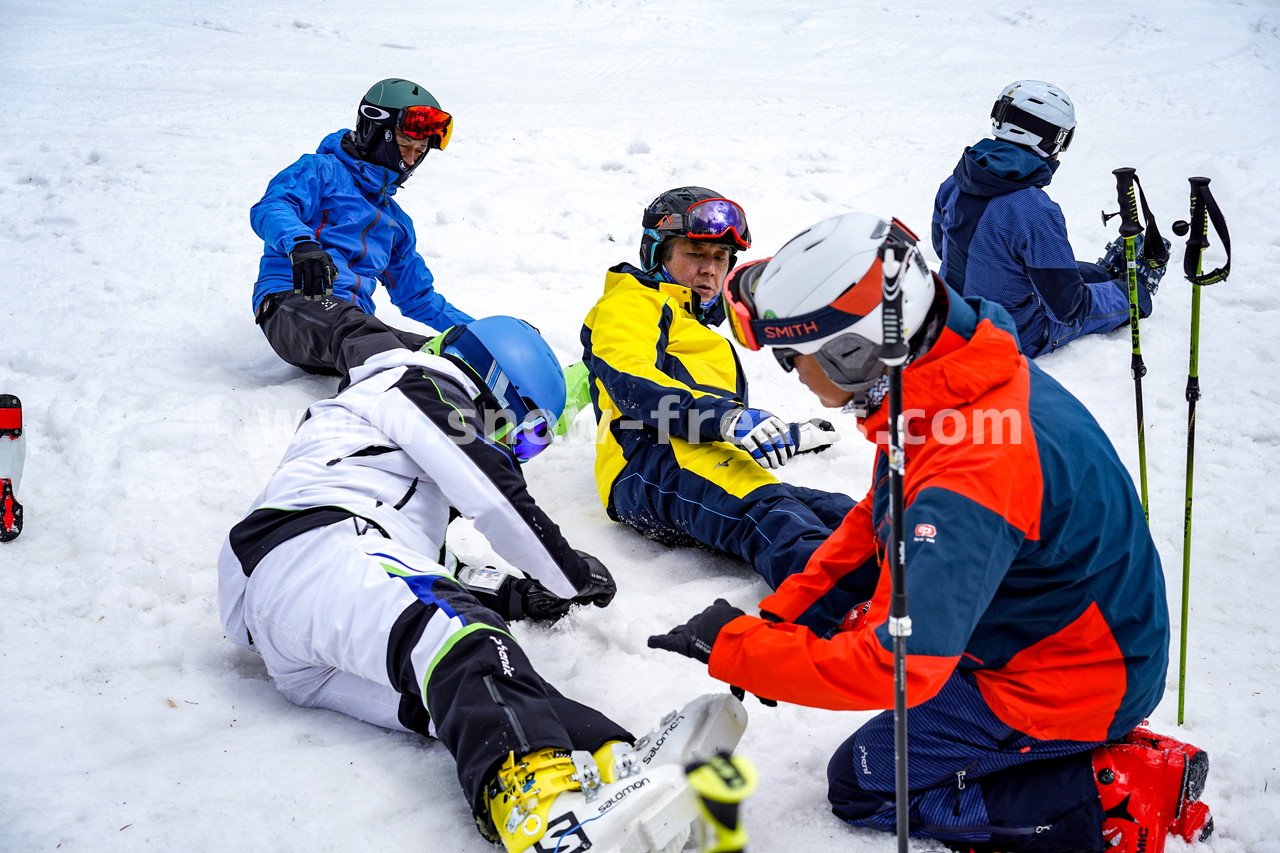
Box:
580 187 855 589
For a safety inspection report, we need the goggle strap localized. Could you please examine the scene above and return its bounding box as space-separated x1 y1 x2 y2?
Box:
747 303 867 348
991 98 1073 152
727 220 921 350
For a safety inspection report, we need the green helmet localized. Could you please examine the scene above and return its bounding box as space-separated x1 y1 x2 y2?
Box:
352 78 453 184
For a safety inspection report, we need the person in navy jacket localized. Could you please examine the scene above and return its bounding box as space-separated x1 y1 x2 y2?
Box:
249 78 473 377
931 80 1163 358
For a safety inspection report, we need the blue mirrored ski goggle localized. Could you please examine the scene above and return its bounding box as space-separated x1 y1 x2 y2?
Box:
643 197 752 251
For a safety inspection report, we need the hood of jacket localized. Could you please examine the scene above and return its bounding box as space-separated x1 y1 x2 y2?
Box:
317 129 402 205
860 288 1024 440
953 138 1060 198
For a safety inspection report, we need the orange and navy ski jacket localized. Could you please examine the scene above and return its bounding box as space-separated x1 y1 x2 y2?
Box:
709 288 1168 743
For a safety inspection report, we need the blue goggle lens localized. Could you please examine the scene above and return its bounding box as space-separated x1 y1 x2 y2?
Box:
510 416 552 463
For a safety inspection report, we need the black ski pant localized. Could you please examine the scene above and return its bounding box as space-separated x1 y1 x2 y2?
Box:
395 574 632 815
256 291 430 377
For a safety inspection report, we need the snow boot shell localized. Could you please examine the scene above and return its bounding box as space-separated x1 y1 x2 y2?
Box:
479 692 748 853
1092 727 1213 852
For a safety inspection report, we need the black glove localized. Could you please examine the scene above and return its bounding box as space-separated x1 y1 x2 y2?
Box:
647 599 745 664
289 239 337 300
572 550 617 607
458 566 573 624
728 685 778 707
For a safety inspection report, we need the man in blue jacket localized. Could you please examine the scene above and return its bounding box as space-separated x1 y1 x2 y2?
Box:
932 80 1164 358
249 78 473 377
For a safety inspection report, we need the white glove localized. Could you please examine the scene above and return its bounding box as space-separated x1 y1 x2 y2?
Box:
793 418 841 455
723 407 796 469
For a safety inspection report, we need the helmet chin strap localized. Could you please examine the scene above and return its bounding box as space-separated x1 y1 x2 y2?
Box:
834 289 949 418
843 373 891 418
349 128 422 185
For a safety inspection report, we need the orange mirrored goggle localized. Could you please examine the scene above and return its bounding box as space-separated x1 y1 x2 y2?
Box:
399 105 453 150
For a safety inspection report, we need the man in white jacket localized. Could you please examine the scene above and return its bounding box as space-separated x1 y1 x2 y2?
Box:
219 315 746 852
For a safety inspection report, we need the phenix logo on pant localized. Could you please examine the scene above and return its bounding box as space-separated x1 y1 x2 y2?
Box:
490 636 516 677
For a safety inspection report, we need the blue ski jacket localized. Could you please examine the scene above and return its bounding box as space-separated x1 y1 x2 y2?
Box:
249 130 472 330
932 139 1111 356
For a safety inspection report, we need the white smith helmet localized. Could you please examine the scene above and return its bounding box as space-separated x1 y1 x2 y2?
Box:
723 212 935 402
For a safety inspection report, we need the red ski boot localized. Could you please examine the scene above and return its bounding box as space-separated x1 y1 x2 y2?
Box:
1120 727 1212 843
1092 729 1213 852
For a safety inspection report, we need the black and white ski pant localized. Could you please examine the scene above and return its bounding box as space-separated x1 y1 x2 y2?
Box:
239 522 631 813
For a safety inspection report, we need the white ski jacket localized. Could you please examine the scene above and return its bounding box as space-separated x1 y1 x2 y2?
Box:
219 349 596 648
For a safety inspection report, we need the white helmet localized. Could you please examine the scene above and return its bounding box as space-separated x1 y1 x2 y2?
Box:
723 212 936 405
990 80 1076 158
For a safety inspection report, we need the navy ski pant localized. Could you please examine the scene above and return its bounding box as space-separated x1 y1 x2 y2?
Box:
609 444 855 589
1021 262 1136 359
256 290 429 378
827 671 1105 852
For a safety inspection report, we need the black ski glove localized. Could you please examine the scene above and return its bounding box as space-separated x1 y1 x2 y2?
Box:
289 239 338 300
572 549 617 607
458 566 573 624
647 599 745 664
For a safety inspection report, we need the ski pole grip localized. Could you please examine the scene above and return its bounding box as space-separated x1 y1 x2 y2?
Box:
1112 167 1142 238
879 243 909 367
1183 176 1231 285
1186 177 1212 253
687 752 757 853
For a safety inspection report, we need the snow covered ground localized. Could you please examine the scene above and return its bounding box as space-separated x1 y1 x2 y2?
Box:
2 0 1278 849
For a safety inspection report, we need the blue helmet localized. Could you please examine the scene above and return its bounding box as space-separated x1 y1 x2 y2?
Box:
437 316 566 462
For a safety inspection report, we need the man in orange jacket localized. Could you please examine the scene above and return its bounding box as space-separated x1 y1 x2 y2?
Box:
648 212 1213 853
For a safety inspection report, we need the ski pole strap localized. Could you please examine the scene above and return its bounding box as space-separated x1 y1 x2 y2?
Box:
1112 167 1170 269
1183 177 1231 285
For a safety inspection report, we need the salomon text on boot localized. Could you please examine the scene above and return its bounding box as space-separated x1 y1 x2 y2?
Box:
481 746 699 853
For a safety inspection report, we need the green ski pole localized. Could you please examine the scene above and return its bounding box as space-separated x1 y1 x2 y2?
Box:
1171 177 1231 725
1104 168 1168 523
